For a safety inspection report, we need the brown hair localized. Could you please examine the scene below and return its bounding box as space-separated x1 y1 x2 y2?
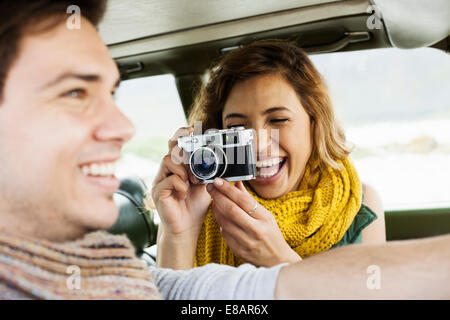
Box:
188 39 352 171
0 0 107 102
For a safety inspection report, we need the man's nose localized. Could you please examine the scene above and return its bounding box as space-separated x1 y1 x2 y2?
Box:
94 100 135 145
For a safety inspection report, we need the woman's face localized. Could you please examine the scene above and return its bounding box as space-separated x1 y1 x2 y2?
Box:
222 73 313 199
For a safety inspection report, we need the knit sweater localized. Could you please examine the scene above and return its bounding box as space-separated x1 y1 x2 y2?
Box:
151 263 285 300
0 231 161 300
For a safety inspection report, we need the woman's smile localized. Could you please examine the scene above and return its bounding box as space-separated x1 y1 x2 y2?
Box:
255 156 287 183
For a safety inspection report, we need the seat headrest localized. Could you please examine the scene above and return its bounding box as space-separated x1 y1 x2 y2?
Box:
108 176 158 254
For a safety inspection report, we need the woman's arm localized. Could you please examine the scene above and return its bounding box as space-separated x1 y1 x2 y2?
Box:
361 183 386 244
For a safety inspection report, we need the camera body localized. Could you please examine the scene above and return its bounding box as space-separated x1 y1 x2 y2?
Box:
178 127 257 183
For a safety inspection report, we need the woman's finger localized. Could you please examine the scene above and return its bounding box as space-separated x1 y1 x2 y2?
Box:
235 181 247 192
213 208 250 246
208 185 254 230
220 228 248 260
169 145 185 166
167 127 203 184
168 126 194 151
211 200 244 233
153 152 189 186
211 178 264 219
165 153 189 181
152 174 189 202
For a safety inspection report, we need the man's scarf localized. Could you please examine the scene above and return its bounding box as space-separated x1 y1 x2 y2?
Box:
0 231 161 299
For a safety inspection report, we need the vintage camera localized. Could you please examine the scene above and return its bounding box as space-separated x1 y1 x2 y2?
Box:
178 127 257 183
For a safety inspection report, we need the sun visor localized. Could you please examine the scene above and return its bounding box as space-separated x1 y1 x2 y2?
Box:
374 0 450 48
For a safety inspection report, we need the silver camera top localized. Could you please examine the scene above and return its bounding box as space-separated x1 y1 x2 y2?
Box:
178 127 255 152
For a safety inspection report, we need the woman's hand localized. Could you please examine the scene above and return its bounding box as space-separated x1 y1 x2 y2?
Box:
206 178 302 267
151 127 211 269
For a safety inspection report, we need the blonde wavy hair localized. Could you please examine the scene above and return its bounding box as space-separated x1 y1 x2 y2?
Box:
188 39 352 174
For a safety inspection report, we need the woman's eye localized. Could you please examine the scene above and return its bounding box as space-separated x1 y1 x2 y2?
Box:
270 118 289 125
227 124 245 129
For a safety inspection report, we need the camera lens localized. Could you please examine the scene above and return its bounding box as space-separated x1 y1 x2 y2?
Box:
190 147 219 180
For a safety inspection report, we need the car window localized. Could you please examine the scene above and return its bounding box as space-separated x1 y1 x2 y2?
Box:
310 48 450 210
115 74 187 187
115 49 449 212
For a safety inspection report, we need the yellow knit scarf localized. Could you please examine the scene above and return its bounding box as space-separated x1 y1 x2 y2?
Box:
195 157 362 267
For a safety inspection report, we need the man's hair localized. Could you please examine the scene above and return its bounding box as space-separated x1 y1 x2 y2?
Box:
0 0 107 101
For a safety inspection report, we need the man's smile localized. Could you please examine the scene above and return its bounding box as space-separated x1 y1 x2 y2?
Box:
78 160 120 192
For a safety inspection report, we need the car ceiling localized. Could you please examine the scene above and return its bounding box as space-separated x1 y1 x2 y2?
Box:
99 0 343 46
97 0 449 111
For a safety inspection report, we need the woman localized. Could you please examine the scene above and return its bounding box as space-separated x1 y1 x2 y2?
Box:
152 39 385 270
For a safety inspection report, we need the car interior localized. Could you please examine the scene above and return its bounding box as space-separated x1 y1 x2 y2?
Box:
98 0 450 259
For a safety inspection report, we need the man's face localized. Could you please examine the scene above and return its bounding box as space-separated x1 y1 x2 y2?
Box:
0 17 135 240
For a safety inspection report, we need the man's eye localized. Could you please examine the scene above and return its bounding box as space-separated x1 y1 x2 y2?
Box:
62 88 87 99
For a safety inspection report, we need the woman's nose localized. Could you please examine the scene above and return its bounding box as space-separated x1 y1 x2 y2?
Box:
255 128 276 156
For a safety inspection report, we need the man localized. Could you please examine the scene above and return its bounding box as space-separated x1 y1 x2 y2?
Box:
0 0 282 300
0 0 448 300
